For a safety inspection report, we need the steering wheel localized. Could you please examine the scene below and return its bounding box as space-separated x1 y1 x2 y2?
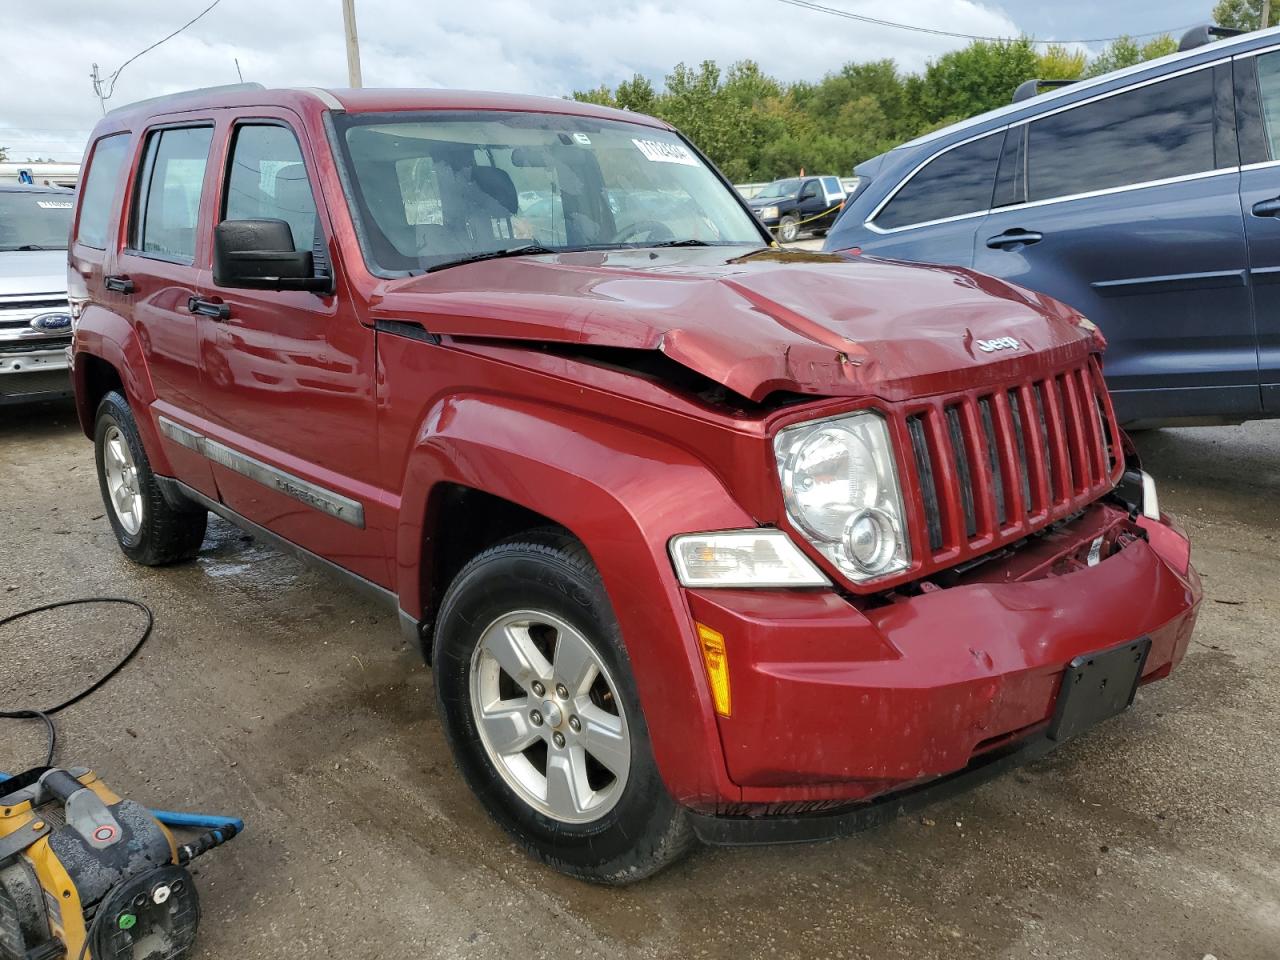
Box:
613 219 676 244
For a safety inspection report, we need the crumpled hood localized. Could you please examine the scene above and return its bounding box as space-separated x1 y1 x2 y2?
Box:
372 246 1097 403
0 250 68 298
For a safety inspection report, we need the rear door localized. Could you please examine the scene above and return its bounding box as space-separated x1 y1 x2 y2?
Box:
858 129 1004 269
1233 47 1280 412
114 120 222 497
973 62 1256 425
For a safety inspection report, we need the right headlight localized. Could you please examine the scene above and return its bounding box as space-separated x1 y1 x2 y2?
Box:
774 411 911 583
760 205 779 220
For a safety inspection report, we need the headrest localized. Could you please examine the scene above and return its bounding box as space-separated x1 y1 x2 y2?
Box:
470 165 518 217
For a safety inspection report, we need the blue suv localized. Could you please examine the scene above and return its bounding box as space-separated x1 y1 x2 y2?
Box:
825 26 1280 428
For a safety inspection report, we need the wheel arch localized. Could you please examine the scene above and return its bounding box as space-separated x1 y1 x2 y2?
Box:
397 393 757 807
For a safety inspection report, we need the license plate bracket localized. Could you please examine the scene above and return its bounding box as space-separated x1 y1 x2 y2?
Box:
1049 638 1151 742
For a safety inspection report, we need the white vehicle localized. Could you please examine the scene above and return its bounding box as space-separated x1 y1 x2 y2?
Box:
0 185 75 405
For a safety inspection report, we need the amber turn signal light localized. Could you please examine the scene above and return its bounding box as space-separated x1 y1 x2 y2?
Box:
695 622 731 717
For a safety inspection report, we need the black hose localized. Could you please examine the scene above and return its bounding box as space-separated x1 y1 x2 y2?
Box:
0 598 154 767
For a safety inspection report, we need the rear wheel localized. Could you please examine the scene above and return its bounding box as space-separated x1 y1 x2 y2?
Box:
94 391 207 565
433 529 694 883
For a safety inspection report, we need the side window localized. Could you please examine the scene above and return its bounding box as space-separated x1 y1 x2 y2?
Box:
1253 50 1280 160
1027 69 1216 203
76 134 131 249
132 126 213 262
223 124 321 257
875 131 1003 230
822 176 842 197
799 180 820 199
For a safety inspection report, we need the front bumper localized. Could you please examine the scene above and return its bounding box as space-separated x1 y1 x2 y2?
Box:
681 503 1201 819
0 346 72 404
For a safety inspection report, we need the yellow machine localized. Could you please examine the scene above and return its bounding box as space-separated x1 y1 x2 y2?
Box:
0 767 234 960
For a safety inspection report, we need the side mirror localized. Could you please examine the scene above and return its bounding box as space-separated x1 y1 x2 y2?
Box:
213 219 331 293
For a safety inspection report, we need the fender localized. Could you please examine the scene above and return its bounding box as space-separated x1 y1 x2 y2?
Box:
397 393 760 808
71 305 174 476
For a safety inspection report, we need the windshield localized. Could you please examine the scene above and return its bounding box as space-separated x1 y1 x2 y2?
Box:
333 111 765 274
753 178 801 200
0 191 74 251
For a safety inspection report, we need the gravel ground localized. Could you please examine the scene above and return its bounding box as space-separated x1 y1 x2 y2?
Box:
2 399 1277 960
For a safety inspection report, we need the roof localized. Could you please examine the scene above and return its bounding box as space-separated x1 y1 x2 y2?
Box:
0 183 74 193
99 84 668 131
898 23 1280 153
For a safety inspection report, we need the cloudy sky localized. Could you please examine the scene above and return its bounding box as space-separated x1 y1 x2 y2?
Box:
5 0 1212 162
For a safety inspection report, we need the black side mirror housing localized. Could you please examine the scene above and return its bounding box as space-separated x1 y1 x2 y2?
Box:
213 219 331 293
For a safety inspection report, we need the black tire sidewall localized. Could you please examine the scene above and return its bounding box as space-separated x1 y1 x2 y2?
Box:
434 540 684 878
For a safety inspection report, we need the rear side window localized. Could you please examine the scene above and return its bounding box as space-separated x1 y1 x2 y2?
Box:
875 131 1003 230
223 124 320 256
822 176 842 196
76 134 130 249
1254 51 1280 159
1027 69 1216 202
132 126 213 262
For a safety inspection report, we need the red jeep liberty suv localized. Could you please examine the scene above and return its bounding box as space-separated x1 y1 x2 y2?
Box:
67 84 1202 883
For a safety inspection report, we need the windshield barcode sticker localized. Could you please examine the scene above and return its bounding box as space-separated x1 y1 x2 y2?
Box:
632 138 699 166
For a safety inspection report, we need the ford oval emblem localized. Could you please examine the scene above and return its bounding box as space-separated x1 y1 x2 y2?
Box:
30 312 73 332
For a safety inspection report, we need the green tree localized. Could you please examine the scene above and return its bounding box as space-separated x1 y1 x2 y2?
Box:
1213 0 1266 30
911 39 1041 127
1084 34 1178 78
1036 44 1087 81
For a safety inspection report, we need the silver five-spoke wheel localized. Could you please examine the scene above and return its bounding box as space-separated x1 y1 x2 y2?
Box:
469 609 630 824
102 424 143 535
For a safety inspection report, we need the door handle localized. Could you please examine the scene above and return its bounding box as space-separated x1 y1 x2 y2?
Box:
1252 197 1280 217
986 229 1044 249
104 274 135 294
187 296 230 320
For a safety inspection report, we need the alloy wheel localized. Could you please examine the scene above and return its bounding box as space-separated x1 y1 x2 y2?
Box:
102 424 143 536
469 609 631 823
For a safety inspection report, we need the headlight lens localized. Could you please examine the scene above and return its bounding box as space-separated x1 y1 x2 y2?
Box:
760 205 779 220
670 530 830 588
775 411 911 582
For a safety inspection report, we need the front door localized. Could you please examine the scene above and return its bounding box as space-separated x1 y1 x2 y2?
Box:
193 112 387 586
973 62 1256 426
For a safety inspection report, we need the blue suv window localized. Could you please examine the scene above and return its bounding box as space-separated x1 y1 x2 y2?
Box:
875 131 1002 230
1255 51 1280 158
1026 69 1216 203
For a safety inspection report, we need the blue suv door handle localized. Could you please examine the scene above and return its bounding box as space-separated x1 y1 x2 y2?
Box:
986 229 1044 249
1251 198 1280 218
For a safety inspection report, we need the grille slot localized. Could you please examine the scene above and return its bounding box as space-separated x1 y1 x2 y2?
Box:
903 358 1121 568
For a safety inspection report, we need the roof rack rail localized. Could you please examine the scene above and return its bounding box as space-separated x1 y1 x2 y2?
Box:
1011 78 1077 104
1178 24 1245 52
107 82 265 116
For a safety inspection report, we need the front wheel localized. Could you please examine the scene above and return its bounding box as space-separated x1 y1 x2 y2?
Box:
778 215 800 243
94 391 207 565
433 530 694 883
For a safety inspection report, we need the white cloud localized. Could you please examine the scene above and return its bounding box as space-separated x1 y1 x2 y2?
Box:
2 0 1023 161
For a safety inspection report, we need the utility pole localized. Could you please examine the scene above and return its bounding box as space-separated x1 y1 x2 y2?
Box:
1264 0 1273 30
90 63 107 115
341 0 363 88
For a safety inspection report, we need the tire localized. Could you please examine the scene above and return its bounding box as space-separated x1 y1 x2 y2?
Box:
779 215 800 243
94 391 207 566
433 528 695 884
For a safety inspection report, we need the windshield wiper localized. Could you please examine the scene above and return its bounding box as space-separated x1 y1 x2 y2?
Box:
15 244 53 251
647 239 713 248
425 243 558 273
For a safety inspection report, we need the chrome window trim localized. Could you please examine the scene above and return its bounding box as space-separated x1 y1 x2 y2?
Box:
158 416 365 527
899 25 1280 151
867 57 1233 236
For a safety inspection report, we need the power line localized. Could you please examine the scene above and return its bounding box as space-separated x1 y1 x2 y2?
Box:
773 0 1192 45
93 0 226 107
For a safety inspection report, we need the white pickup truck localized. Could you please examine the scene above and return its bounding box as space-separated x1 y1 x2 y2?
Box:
1 184 75 405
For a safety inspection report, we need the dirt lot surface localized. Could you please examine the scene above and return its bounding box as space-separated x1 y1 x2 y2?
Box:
2 400 1277 960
